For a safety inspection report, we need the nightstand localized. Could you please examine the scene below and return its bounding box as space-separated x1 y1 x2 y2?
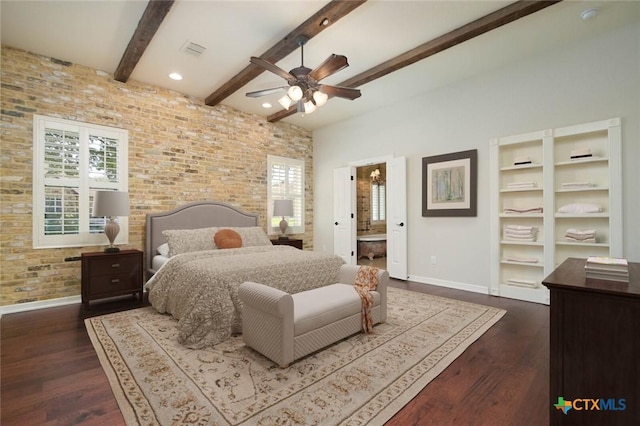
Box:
270 238 303 250
81 249 143 309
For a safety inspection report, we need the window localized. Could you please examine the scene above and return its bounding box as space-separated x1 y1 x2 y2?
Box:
32 115 128 248
267 155 304 235
371 181 386 222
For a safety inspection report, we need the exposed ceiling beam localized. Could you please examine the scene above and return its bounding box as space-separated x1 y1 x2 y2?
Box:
267 0 562 123
114 0 175 83
204 0 367 107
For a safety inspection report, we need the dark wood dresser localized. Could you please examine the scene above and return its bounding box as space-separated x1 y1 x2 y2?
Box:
542 257 639 425
81 249 143 309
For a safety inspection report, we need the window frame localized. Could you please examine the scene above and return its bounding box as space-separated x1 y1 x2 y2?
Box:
267 155 305 236
371 181 386 223
32 115 129 249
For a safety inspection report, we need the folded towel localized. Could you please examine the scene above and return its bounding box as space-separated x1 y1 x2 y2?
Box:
565 236 597 243
514 155 532 165
570 148 592 159
503 207 543 214
505 228 537 236
565 228 596 236
507 278 537 287
561 182 595 188
504 256 539 263
504 225 537 242
505 234 537 240
558 203 602 214
506 182 537 189
505 225 535 231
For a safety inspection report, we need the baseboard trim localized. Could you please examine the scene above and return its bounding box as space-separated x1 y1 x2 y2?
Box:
0 295 81 315
407 275 490 295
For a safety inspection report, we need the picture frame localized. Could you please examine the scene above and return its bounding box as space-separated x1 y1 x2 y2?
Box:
422 149 477 217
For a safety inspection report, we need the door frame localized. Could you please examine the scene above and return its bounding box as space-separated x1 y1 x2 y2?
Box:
346 155 408 279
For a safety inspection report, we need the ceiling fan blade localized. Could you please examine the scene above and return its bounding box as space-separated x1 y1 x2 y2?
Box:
319 84 361 100
250 57 293 81
308 54 349 81
245 86 287 98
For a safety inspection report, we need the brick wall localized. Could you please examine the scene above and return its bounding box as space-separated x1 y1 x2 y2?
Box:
0 46 314 307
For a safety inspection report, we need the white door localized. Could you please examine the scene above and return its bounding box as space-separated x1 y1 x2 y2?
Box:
333 166 356 264
387 157 408 279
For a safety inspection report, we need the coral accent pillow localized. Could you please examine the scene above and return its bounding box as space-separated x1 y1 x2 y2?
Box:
214 229 242 249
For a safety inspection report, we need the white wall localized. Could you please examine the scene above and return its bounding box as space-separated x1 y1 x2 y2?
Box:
313 23 639 292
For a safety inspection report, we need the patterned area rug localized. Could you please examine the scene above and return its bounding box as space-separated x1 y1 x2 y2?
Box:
86 287 505 425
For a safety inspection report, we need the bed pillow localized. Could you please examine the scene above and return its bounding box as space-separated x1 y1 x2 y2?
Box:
162 227 218 257
223 226 272 247
157 243 170 257
214 229 243 249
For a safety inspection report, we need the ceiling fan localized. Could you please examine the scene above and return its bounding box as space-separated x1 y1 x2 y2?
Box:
246 36 361 114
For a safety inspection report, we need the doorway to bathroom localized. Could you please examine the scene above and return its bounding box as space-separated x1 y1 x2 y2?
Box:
356 163 387 270
333 156 407 280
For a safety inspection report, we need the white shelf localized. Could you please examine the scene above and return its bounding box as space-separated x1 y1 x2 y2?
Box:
555 157 608 167
555 187 608 193
500 240 544 246
500 188 543 193
490 118 622 306
500 163 543 171
500 260 545 268
555 241 609 248
554 213 609 218
500 213 544 218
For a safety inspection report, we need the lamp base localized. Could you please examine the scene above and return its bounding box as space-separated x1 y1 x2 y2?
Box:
103 218 120 253
279 218 289 240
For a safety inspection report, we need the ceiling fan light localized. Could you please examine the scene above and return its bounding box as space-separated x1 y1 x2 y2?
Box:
313 90 328 107
303 100 316 114
288 85 303 101
278 95 293 110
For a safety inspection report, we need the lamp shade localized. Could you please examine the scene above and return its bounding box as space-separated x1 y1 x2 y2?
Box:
92 191 130 217
287 85 303 101
313 90 328 106
278 95 293 110
273 199 293 217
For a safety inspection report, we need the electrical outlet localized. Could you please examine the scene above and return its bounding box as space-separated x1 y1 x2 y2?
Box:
430 256 437 265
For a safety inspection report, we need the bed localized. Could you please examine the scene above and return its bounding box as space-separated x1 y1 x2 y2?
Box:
144 201 345 349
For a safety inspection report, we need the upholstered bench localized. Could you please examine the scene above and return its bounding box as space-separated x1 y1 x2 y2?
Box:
238 264 388 368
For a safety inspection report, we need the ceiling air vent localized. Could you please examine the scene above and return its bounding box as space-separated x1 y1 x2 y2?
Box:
181 40 206 57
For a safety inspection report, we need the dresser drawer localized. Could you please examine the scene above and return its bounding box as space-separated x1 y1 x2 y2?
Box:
89 273 138 295
87 255 141 277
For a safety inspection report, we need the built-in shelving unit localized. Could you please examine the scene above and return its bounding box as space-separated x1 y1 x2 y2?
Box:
490 118 622 304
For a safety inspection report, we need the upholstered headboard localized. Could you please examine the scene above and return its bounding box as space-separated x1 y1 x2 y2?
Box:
145 201 259 277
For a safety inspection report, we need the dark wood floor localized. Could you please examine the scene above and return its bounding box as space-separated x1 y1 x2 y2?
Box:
1 281 549 425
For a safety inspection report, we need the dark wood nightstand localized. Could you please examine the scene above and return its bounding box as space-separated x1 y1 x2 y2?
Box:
81 249 143 309
270 238 303 249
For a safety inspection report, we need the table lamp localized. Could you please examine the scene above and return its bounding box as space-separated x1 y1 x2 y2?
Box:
273 199 294 240
92 190 130 252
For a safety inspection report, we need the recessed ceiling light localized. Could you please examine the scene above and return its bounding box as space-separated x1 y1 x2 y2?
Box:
580 8 598 21
169 72 183 81
262 102 272 108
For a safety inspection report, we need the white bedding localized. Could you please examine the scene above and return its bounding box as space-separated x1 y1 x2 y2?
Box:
152 254 170 272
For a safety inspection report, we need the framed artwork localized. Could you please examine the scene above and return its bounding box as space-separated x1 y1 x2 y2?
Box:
422 149 477 217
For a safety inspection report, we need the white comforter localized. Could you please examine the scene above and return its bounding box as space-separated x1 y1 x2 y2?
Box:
146 245 344 348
